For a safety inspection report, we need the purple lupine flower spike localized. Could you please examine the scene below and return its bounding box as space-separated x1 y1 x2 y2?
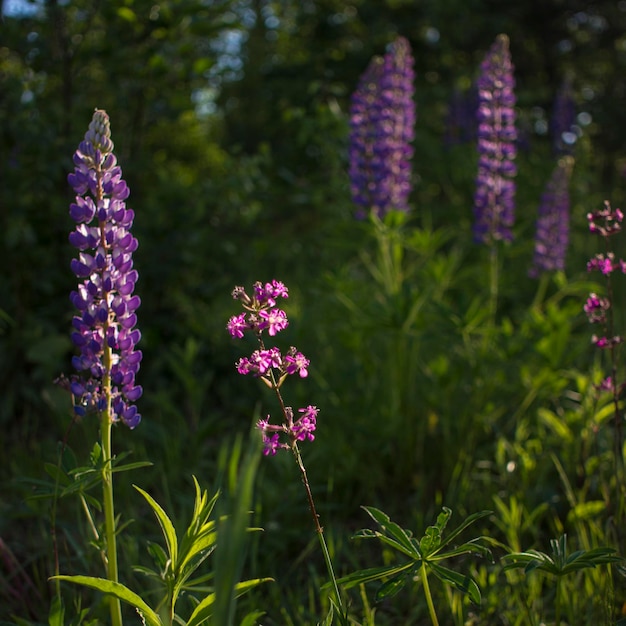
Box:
473 34 517 244
348 36 415 218
68 110 142 428
529 156 574 278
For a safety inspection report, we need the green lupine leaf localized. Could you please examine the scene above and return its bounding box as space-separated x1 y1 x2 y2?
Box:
502 551 551 572
419 525 442 556
434 539 493 562
561 548 622 574
352 528 418 559
374 530 422 559
44 463 72 486
429 562 481 604
435 507 452 533
132 565 162 581
51 575 162 626
111 461 153 474
185 578 271 626
374 571 409 602
240 611 266 626
335 562 415 590
583 547 622 563
90 443 101 465
360 506 419 557
134 485 178 569
435 510 492 553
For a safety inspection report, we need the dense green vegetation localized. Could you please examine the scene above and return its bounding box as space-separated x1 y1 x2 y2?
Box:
4 1 626 624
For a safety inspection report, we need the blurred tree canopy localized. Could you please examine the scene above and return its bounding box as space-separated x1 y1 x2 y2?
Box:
2 0 626 445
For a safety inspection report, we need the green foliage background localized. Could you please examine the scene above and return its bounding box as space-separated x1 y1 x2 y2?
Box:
3 1 626 623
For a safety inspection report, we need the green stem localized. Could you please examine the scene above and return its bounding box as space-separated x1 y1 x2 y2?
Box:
531 272 550 311
488 242 499 329
265 345 347 622
94 154 123 626
421 561 439 626
101 387 123 626
554 576 561 626
291 443 346 621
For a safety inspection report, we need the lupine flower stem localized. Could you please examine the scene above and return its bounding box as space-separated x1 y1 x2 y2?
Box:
488 242 499 330
98 171 123 626
421 560 439 626
101 408 123 626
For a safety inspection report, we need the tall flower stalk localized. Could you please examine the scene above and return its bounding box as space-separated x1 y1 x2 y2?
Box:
67 109 142 626
348 36 415 218
584 201 626 541
472 34 517 324
227 281 346 623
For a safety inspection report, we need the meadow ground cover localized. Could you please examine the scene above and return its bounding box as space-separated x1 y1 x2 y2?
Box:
3 12 626 626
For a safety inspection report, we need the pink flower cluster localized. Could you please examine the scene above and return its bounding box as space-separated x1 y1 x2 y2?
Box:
587 253 626 276
257 406 319 456
227 280 318 455
585 201 625 351
236 346 309 379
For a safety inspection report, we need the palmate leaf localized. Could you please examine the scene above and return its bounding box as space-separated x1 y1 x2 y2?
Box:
502 550 555 575
374 571 409 602
359 506 420 558
353 528 420 560
51 575 162 626
434 539 493 562
433 510 493 554
429 562 481 604
335 562 415 590
503 539 622 577
111 461 153 474
134 485 178 570
560 547 622 573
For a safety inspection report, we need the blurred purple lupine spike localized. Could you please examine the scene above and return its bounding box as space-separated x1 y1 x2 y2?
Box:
473 34 517 244
68 110 142 428
529 156 574 278
444 85 478 147
551 78 577 156
348 36 415 218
